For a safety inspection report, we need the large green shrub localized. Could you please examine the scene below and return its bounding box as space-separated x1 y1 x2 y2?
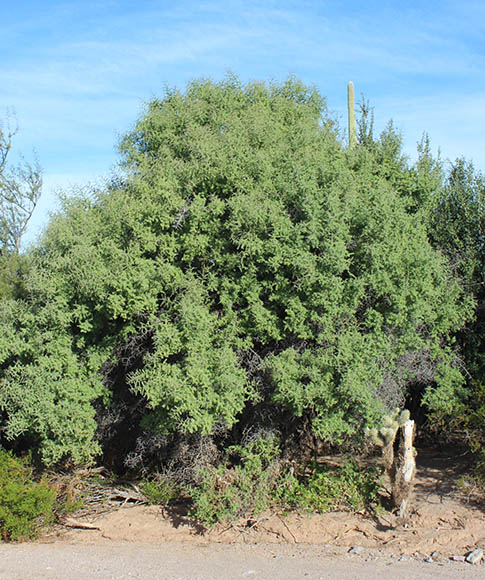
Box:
0 76 473 466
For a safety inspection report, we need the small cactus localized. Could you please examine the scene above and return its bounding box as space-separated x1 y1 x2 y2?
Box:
366 408 416 518
367 408 410 449
398 409 410 425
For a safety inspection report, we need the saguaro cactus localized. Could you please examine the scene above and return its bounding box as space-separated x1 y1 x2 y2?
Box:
367 408 416 517
347 81 357 149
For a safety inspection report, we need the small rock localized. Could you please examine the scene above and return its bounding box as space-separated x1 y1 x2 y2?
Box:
398 556 407 562
466 549 483 565
431 552 438 559
451 555 466 562
348 546 364 554
425 557 434 563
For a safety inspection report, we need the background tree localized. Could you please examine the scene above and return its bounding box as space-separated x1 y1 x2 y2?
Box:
356 100 483 447
431 158 484 380
0 114 42 298
429 158 484 466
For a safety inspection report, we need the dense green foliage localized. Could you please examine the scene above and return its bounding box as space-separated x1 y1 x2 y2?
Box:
356 110 484 469
430 158 484 381
0 77 477 468
0 450 55 541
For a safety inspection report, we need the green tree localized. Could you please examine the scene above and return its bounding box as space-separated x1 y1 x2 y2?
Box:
430 158 484 378
0 77 473 466
356 97 484 454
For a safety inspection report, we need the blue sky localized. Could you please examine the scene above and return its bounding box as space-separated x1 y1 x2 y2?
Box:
1 0 484 244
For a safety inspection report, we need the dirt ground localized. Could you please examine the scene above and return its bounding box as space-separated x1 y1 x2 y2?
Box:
2 447 483 579
46 447 485 559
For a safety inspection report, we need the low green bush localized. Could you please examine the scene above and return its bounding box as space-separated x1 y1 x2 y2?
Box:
188 434 383 528
0 450 56 541
189 435 281 527
274 459 383 514
141 476 181 506
294 459 383 514
456 381 485 492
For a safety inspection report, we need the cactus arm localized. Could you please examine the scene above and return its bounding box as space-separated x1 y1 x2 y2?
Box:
347 81 357 149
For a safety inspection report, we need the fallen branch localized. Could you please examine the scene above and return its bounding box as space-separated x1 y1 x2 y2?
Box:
63 518 100 530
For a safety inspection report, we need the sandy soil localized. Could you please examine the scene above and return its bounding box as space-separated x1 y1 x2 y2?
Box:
47 448 485 560
2 447 483 579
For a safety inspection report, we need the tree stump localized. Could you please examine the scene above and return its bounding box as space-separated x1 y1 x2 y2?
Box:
367 410 417 518
392 419 416 518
